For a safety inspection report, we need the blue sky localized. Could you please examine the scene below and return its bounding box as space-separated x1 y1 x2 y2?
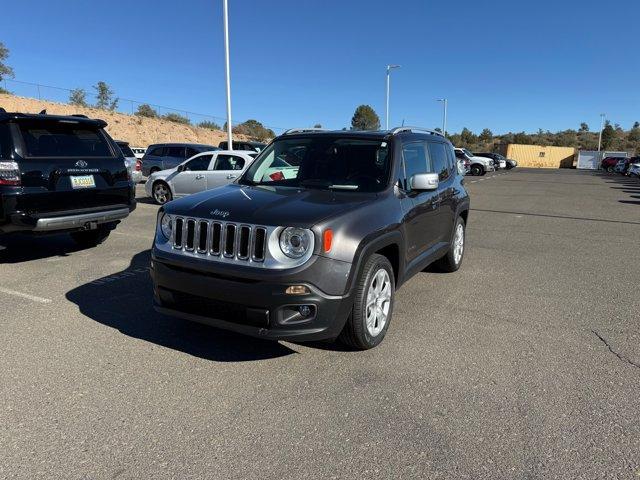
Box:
2 0 638 134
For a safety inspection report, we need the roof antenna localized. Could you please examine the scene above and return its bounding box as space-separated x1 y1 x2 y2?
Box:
401 119 405 126
39 109 47 114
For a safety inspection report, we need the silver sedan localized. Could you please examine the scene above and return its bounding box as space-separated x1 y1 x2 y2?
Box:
144 150 257 204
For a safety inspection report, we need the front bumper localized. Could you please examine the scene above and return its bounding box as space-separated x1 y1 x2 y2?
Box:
151 249 355 341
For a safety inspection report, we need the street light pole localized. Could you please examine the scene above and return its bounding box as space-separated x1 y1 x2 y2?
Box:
437 98 448 136
222 0 233 150
597 113 606 152
385 65 400 130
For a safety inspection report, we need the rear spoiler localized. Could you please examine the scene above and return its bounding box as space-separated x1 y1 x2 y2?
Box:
0 110 107 128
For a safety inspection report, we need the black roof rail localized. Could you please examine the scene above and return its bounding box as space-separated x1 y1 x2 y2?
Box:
389 126 445 137
0 107 6 114
39 109 47 115
71 114 88 118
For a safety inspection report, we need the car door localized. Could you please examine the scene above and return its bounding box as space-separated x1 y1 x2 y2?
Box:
205 153 247 189
163 146 186 170
170 154 214 196
398 139 441 266
428 141 456 242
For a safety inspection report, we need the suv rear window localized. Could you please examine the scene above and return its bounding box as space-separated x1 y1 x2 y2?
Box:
17 122 113 157
118 143 135 157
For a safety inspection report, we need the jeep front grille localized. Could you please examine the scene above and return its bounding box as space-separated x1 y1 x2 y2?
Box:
170 216 267 263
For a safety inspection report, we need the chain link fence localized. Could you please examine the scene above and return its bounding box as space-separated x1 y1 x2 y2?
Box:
1 78 286 135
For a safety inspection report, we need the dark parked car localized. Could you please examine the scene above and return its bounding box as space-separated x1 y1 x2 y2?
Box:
151 127 470 350
601 156 627 172
141 143 217 177
218 140 266 152
0 109 135 247
475 152 517 170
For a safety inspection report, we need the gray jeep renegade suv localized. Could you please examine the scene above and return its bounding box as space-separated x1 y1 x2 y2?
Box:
151 127 470 349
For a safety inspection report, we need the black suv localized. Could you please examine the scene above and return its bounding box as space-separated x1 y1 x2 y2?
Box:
0 109 135 248
151 127 469 349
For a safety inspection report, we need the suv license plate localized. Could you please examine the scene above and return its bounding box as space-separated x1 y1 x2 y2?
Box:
70 175 96 189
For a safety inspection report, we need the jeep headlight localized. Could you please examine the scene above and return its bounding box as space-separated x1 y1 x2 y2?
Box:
279 227 312 259
159 212 172 239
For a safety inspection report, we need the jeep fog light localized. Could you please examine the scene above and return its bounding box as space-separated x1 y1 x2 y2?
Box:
286 285 310 295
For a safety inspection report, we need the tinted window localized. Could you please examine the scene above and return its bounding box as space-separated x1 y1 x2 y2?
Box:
18 122 113 157
401 141 431 191
183 155 212 171
428 142 450 180
117 143 135 157
148 146 165 156
214 154 245 171
185 147 199 158
454 150 466 159
167 146 184 158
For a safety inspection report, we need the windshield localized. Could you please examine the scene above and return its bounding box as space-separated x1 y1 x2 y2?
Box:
462 148 474 158
240 136 391 192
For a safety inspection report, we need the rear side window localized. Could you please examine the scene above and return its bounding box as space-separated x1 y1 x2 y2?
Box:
214 154 245 171
401 141 432 191
0 124 10 159
428 142 451 181
167 146 185 158
17 122 113 157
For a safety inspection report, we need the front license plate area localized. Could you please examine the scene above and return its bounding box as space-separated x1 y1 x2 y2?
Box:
70 175 96 189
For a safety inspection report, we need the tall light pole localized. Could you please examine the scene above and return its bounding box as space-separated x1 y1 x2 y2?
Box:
222 0 233 149
597 113 606 152
437 98 448 136
385 64 401 130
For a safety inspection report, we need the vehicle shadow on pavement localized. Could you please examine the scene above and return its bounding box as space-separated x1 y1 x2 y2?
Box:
0 233 85 263
65 250 297 362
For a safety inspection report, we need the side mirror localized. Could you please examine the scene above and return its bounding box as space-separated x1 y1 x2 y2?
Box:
410 173 439 191
177 164 185 172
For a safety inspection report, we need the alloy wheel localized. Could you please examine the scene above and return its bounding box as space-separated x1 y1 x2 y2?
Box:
365 269 392 337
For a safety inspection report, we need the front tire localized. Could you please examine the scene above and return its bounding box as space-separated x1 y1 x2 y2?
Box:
339 254 395 350
435 216 466 272
70 225 112 248
152 181 173 205
470 164 483 176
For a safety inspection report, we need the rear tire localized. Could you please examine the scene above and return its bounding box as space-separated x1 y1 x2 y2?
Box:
153 181 173 205
435 216 466 272
70 225 112 248
339 254 395 350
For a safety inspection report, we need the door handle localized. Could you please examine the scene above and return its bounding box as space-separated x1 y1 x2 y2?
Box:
195 174 205 180
226 174 237 179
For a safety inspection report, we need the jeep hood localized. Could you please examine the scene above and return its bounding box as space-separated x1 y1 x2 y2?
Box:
164 184 377 227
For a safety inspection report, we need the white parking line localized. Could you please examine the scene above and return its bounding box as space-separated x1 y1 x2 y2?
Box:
0 287 52 304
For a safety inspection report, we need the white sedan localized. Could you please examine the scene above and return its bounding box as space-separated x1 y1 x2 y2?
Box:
145 150 256 204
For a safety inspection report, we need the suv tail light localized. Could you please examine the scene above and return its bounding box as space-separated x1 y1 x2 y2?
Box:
135 159 142 171
0 161 21 186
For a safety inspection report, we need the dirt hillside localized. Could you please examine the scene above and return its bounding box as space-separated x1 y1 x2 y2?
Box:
0 94 248 148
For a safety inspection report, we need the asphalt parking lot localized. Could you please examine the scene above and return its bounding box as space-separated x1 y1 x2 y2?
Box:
1 168 639 479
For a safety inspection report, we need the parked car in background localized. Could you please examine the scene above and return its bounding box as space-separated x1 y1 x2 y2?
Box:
141 143 218 177
614 156 639 174
627 160 640 178
131 147 146 159
454 148 494 176
151 127 470 349
0 109 135 248
218 140 267 152
145 150 255 204
475 152 516 170
601 156 627 172
116 140 142 184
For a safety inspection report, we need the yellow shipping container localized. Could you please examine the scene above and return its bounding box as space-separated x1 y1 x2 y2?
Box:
498 144 576 168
